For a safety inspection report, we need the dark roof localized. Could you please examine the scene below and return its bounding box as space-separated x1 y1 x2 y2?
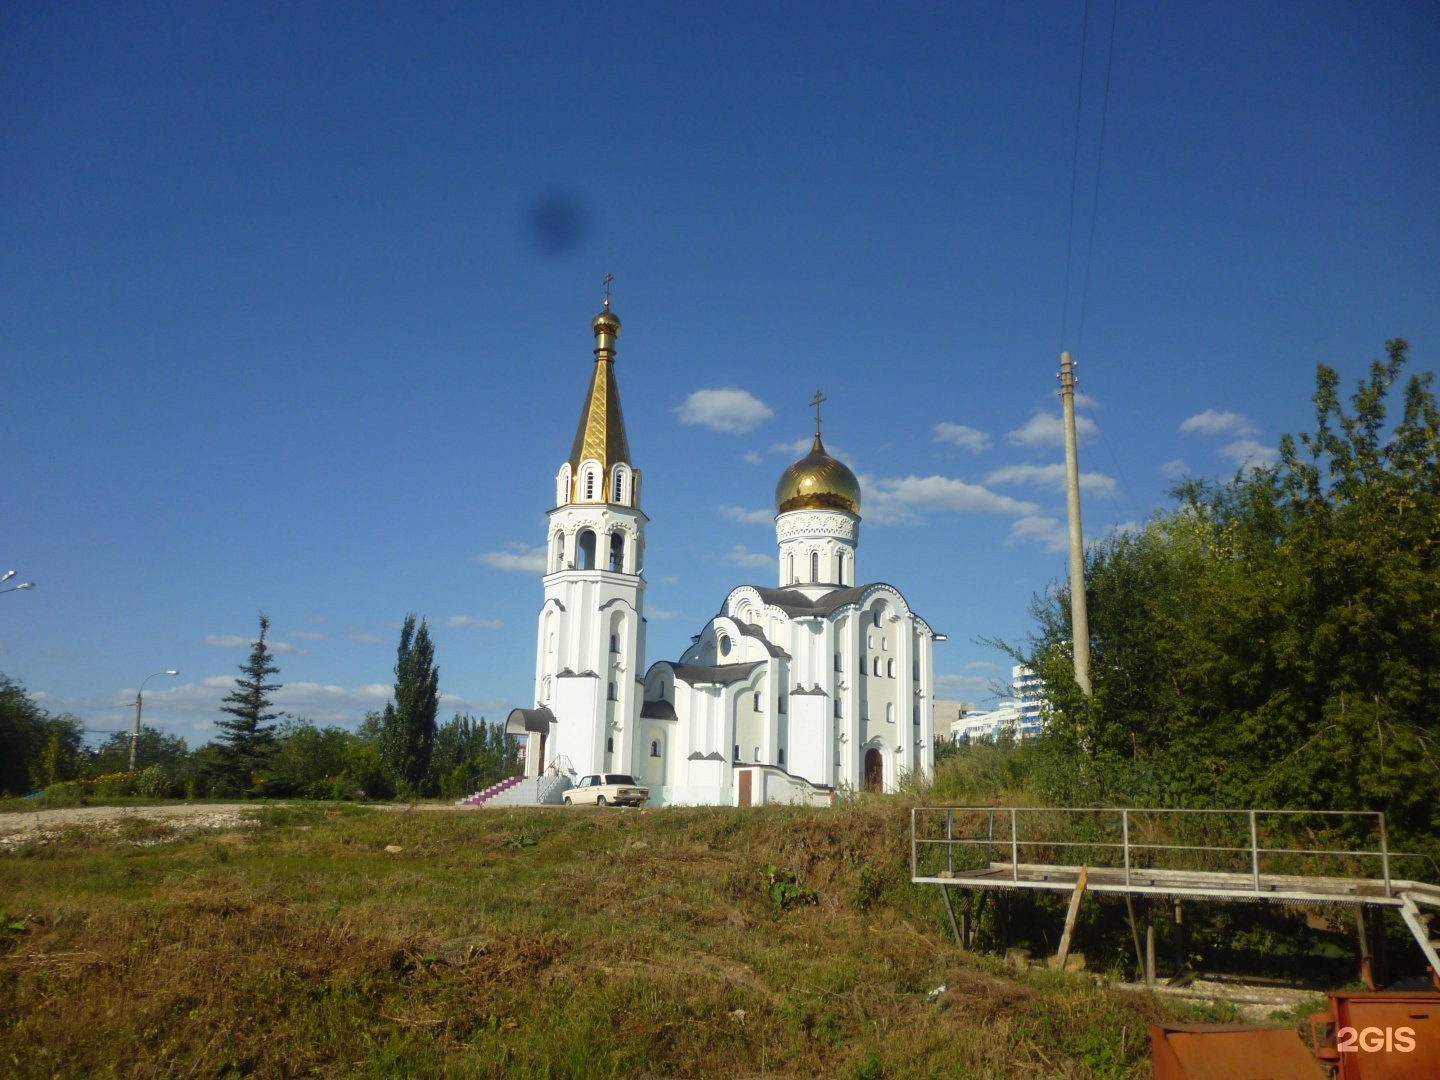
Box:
734 621 789 658
672 661 763 686
640 699 678 720
505 706 556 734
746 584 871 617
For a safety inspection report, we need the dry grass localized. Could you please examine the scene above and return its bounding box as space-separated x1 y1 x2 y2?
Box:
0 801 1220 1078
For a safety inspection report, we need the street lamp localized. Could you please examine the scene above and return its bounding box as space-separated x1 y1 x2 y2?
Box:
0 570 35 596
131 670 179 771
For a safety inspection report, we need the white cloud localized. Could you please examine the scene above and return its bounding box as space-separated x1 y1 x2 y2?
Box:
936 674 993 694
742 450 764 464
1179 409 1258 437
861 474 1040 524
768 437 815 457
477 543 548 574
1220 438 1278 466
648 609 680 621
288 631 326 641
719 504 773 525
445 615 503 629
722 545 773 569
1005 411 1098 448
983 463 1117 497
675 388 774 434
124 677 511 734
963 661 997 671
1074 392 1102 410
932 423 992 454
1160 458 1190 479
1006 515 1069 552
1108 520 1144 538
204 634 302 655
350 633 385 645
657 575 679 585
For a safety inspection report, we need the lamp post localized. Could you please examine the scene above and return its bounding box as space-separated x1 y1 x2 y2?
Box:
130 670 179 771
0 570 35 596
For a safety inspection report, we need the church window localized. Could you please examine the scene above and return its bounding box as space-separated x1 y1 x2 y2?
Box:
810 551 819 582
578 530 597 570
557 464 572 506
778 749 785 766
835 751 842 767
778 695 787 714
609 531 624 572
733 744 740 761
913 660 920 681
833 652 842 672
886 702 895 724
548 632 555 653
753 692 762 712
719 634 731 657
610 633 619 653
913 705 921 725
753 746 761 762
882 636 888 651
606 737 614 753
651 740 661 758
873 610 882 628
787 553 795 584
861 699 869 721
584 470 595 501
834 699 843 719
867 634 874 650
607 682 616 700
613 471 624 502
887 659 896 679
542 677 552 703
873 657 882 677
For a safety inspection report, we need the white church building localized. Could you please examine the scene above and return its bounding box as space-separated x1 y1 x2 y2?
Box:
506 300 944 806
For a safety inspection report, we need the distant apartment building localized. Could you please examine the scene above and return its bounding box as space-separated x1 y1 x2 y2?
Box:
935 665 1049 745
1012 664 1047 739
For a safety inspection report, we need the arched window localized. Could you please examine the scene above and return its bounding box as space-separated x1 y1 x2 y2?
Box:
651 740 661 758
753 746 761 762
557 464 572 506
887 659 896 678
778 749 785 766
548 632 555 653
753 692 762 712
787 553 795 583
913 660 920 681
609 633 619 653
732 743 740 760
810 551 819 582
552 533 565 572
834 652 842 672
777 695 787 714
614 471 624 502
886 702 895 724
834 699 843 719
835 553 843 584
609 531 624 572
861 699 869 720
542 676 552 703
584 469 596 501
873 657 882 676
873 609 882 628
606 737 614 753
607 682 616 701
913 705 921 726
578 530 596 570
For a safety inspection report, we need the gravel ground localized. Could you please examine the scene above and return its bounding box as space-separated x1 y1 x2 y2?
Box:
0 803 264 850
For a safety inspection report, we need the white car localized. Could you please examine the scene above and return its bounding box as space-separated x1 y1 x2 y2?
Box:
563 774 649 807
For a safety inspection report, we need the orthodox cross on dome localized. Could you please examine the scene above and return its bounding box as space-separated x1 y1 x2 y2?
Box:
811 390 827 437
603 271 614 309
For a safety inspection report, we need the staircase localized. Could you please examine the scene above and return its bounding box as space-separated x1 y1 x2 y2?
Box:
455 775 525 808
456 774 573 808
1399 890 1440 976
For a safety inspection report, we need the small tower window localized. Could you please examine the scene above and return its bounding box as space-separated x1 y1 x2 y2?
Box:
733 744 740 761
614 471 624 502
834 652 842 672
578 530 597 570
651 740 661 758
873 610 882 628
913 704 921 726
606 737 614 753
835 553 843 584
886 702 895 724
810 551 819 582
778 749 785 767
887 659 895 678
753 746 761 762
610 633 619 653
913 660 920 681
787 553 795 584
778 696 787 714
834 699 843 719
609 531 624 572
873 657 882 677
753 692 762 712
719 634 731 657
585 470 596 501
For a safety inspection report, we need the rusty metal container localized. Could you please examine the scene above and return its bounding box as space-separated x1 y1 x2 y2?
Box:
1150 1023 1326 1079
1309 991 1440 1079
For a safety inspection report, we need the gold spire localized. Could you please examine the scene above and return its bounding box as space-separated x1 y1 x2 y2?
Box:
568 288 630 477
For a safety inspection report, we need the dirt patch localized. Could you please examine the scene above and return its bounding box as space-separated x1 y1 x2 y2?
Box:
0 804 261 850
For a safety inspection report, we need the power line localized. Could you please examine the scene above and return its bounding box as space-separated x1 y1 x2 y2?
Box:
1077 0 1120 351
1058 0 1092 351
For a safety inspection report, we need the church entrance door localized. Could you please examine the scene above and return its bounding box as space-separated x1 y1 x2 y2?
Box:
738 770 751 807
864 749 883 793
536 732 547 774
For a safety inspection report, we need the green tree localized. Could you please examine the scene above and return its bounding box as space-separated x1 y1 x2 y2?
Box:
268 717 354 794
378 614 439 795
427 713 521 797
91 726 190 777
213 613 282 792
0 674 85 795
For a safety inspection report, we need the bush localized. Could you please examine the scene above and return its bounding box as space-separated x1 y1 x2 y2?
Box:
41 780 86 806
90 771 140 798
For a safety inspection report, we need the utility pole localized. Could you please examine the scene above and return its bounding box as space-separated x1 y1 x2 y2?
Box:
1060 351 1092 696
130 670 178 770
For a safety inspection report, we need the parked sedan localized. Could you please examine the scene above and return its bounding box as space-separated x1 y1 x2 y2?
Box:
563 774 649 807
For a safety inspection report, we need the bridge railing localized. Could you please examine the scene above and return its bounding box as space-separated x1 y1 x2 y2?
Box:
911 806 1438 899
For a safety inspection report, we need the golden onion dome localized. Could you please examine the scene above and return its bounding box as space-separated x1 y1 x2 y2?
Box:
592 306 621 337
775 434 861 514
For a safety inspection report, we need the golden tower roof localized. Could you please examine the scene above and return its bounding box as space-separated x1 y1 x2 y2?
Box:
775 433 861 514
567 300 631 472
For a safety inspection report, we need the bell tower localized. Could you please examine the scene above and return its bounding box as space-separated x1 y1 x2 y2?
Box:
529 293 648 779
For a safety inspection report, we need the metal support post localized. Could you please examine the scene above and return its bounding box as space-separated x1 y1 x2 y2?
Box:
1249 810 1260 891
1010 808 1019 882
1122 809 1131 886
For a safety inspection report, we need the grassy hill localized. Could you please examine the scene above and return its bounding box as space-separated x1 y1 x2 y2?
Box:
2 801 1244 1078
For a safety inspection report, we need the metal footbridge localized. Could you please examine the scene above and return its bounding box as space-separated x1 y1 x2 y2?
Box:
910 806 1440 972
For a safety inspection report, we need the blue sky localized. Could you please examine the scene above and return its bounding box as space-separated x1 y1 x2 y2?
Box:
3 2 1437 744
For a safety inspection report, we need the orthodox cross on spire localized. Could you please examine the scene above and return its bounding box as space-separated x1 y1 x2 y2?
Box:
603 271 614 309
811 390 827 437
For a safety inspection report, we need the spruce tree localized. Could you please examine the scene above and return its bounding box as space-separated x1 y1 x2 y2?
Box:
215 613 281 789
378 614 439 794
